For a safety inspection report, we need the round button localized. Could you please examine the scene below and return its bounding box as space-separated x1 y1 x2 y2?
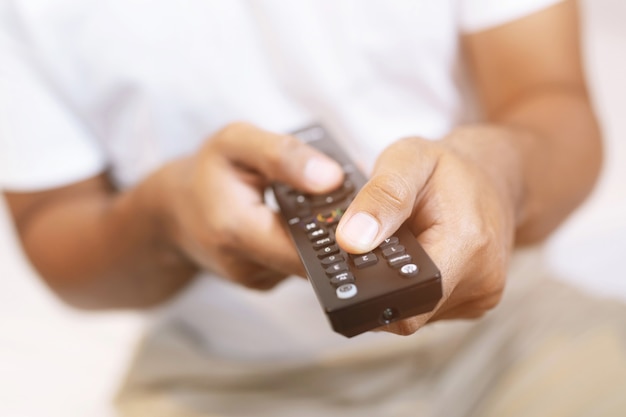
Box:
399 263 419 277
336 283 358 299
316 208 344 224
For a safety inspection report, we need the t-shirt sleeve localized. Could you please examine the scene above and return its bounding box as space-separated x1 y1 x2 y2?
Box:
458 0 565 34
0 35 107 192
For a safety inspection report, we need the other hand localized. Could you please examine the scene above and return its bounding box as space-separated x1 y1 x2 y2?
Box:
152 122 344 290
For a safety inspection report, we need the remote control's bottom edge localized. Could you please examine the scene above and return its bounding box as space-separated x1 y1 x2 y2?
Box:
327 276 442 338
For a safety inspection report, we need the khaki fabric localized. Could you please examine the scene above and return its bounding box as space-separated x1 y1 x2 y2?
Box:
116 248 626 417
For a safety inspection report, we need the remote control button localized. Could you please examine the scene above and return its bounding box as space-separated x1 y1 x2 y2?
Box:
336 283 358 299
295 194 309 206
312 237 334 249
382 245 405 259
317 244 340 258
311 182 354 207
353 252 378 269
325 262 348 276
399 263 419 277
301 219 318 231
320 254 344 266
316 208 344 225
307 229 328 240
330 272 355 287
388 254 412 268
379 236 399 248
295 194 310 217
342 179 355 194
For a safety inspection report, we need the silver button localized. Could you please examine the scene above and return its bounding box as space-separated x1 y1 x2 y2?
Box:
336 283 358 299
399 263 419 277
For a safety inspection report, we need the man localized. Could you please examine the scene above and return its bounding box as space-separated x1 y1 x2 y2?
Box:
2 0 625 415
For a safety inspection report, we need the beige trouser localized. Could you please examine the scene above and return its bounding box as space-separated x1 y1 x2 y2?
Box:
116 249 626 417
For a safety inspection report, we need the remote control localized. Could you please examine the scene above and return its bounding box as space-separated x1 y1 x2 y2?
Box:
271 124 442 337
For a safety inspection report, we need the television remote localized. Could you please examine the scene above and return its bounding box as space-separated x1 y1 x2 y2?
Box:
271 124 442 337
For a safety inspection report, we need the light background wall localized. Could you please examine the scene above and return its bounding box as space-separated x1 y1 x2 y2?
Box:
1 1 625 416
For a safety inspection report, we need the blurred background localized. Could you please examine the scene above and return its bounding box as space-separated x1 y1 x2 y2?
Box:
1 0 625 416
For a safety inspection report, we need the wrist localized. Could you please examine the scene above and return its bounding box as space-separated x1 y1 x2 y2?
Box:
131 159 199 272
442 124 529 236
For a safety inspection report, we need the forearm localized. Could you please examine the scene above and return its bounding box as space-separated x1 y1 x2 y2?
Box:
6 174 197 309
448 89 602 246
333 88 601 334
6 123 343 309
453 0 601 245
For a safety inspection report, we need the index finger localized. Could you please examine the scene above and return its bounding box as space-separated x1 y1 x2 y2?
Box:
213 122 344 193
335 137 438 254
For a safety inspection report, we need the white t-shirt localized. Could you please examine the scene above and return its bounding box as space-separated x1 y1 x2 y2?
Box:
0 0 562 360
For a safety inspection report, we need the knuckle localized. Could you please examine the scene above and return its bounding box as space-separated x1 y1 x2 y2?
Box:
397 136 426 149
278 133 302 154
366 173 413 214
195 230 216 251
227 268 251 285
208 217 242 251
228 267 282 290
192 220 221 251
469 278 504 314
468 295 501 317
219 121 251 139
220 257 253 284
461 222 499 266
265 134 300 169
463 220 490 250
481 293 503 311
206 121 252 152
481 276 505 300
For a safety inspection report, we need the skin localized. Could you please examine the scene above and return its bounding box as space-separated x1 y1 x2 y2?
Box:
4 1 601 334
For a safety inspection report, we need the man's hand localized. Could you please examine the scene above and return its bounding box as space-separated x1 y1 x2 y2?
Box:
149 122 344 290
4 122 344 307
334 0 601 335
335 127 521 335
